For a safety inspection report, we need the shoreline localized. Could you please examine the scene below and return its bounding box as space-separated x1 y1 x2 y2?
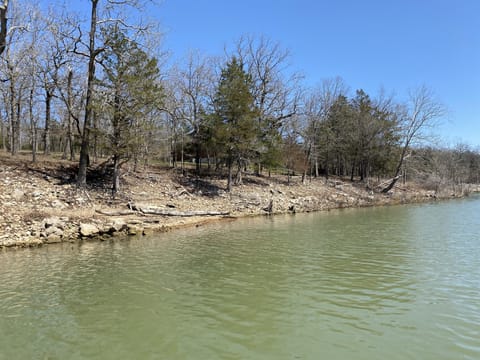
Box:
1 154 477 251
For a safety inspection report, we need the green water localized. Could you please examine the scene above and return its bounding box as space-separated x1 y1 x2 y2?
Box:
1 197 480 360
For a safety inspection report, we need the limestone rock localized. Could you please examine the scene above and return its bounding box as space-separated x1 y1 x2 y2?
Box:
51 200 67 209
44 217 62 229
45 226 63 237
12 189 25 200
127 225 143 236
111 219 127 232
79 223 100 237
45 235 62 244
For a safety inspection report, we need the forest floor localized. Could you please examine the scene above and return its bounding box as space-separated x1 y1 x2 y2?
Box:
0 151 475 249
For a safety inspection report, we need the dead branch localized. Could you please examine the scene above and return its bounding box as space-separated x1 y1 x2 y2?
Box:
129 204 229 217
96 209 136 216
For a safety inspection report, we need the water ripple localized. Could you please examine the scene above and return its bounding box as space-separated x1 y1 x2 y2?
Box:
1 198 480 359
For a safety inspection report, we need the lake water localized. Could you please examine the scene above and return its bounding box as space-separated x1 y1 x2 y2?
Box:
1 197 479 359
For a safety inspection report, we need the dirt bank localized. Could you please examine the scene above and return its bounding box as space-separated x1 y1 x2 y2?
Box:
0 153 472 249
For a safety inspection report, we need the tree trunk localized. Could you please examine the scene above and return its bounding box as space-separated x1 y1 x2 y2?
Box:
77 0 98 187
1 119 5 151
12 101 20 155
0 1 8 56
43 88 52 156
235 158 243 185
195 140 201 175
227 158 233 191
9 76 17 155
382 145 408 193
29 88 37 163
92 111 99 164
130 204 230 217
67 70 75 161
112 155 120 198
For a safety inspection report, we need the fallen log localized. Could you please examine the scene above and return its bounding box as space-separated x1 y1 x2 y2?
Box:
130 204 229 217
376 175 402 191
96 209 137 216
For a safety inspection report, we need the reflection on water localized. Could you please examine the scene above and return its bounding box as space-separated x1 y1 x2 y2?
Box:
1 197 480 359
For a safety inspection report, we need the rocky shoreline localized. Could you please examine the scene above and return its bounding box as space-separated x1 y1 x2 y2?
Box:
0 154 475 250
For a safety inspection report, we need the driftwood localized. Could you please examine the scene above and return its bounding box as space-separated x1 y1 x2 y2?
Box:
96 209 136 216
376 175 402 191
129 204 229 217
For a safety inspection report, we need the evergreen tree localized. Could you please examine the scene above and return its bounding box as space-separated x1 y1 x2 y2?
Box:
319 94 355 178
212 57 259 191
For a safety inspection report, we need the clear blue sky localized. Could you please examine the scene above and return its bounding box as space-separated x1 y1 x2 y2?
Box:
62 0 480 147
157 0 480 147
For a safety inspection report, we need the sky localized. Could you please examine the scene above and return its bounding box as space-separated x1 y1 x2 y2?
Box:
156 0 480 146
65 0 480 147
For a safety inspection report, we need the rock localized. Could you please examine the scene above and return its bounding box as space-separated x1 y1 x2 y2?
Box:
142 226 154 235
45 235 62 244
45 226 63 237
109 219 127 233
127 225 143 236
29 238 44 246
31 191 43 198
44 217 62 229
12 189 25 200
51 200 67 209
76 197 86 205
79 223 100 237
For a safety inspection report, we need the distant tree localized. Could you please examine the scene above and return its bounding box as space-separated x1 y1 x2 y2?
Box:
212 57 258 191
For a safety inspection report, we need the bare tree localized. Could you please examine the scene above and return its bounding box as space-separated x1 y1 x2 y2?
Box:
75 0 157 187
382 86 446 193
36 10 71 156
169 51 215 173
302 77 348 178
75 0 100 186
0 0 34 155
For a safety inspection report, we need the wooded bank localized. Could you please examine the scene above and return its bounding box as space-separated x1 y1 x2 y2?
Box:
1 153 478 250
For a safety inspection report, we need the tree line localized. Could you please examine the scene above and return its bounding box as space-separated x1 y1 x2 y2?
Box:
0 0 479 196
